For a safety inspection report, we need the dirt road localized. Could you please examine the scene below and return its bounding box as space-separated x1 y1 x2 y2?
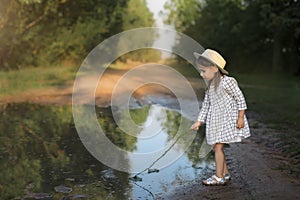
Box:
159 113 300 199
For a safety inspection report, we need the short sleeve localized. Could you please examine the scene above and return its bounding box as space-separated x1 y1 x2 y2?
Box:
223 77 247 110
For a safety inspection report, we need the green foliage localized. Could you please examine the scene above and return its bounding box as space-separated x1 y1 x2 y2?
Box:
130 106 151 125
122 0 154 29
164 0 202 32
117 0 161 63
164 0 300 74
0 104 73 198
97 107 138 152
116 49 162 63
0 0 156 70
235 73 300 128
0 103 131 199
164 57 199 78
0 159 42 199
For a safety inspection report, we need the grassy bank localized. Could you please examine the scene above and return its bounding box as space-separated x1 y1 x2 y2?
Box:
235 73 300 163
0 66 77 96
234 73 300 129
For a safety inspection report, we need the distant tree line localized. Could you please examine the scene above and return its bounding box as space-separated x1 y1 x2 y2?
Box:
2 0 299 74
164 0 300 75
0 0 156 70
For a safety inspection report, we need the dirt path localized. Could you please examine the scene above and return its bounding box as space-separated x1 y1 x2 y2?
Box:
1 68 299 199
158 112 300 200
0 67 202 106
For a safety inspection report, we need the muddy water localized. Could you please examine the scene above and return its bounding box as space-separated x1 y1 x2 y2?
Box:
0 102 214 199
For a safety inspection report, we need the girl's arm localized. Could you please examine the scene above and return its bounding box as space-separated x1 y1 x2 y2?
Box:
191 91 210 130
223 77 247 129
237 110 245 129
197 91 210 122
223 77 247 111
191 121 202 130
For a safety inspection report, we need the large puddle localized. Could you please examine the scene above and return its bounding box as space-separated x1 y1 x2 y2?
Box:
0 102 214 199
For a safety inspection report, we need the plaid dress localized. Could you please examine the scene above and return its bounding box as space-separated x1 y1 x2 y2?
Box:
197 76 250 145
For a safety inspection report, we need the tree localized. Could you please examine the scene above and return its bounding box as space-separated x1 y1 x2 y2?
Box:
164 0 300 74
0 0 159 70
252 0 300 73
0 0 129 69
117 0 161 63
163 0 202 32
0 103 133 199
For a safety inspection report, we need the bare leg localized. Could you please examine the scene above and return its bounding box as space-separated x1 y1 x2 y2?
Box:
224 157 229 174
213 143 225 178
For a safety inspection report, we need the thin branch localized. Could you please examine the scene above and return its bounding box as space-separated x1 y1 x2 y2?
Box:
20 13 47 35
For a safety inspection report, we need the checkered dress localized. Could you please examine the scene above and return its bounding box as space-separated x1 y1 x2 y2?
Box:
197 76 250 145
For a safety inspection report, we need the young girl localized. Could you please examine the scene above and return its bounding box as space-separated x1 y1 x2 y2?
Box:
191 49 250 186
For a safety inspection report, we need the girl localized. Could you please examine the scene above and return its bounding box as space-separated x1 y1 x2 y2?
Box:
190 49 250 186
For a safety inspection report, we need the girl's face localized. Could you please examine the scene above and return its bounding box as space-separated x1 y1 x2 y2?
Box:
197 65 218 81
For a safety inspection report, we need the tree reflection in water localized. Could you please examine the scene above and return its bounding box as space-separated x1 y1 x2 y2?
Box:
0 103 213 199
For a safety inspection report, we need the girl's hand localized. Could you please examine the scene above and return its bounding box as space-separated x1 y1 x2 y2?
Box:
190 121 202 130
236 117 245 129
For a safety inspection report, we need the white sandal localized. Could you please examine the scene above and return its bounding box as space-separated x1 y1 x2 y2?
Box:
224 173 231 181
202 175 226 186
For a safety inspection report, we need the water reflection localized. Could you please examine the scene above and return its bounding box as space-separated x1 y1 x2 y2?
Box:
0 103 213 199
121 105 197 173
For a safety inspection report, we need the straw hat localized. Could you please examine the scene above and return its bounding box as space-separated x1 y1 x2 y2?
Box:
193 49 228 75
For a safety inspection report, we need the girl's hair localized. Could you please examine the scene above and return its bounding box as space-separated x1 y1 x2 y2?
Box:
197 57 225 91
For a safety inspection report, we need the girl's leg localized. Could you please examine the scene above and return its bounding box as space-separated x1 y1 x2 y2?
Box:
213 143 225 178
223 157 229 174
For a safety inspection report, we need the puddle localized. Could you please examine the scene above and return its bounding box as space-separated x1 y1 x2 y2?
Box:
0 102 214 199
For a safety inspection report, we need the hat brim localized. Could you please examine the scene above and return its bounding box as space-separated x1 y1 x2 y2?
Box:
193 52 229 75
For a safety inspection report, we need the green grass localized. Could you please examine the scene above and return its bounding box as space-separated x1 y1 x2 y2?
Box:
234 73 300 130
234 73 300 159
0 66 77 96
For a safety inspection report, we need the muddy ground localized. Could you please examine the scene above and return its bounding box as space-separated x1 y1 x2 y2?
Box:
1 68 299 200
159 111 300 200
